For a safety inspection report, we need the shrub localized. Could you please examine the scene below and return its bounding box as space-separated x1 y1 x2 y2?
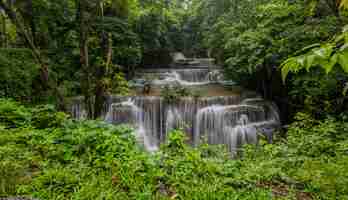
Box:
0 49 39 101
0 99 68 129
160 85 192 103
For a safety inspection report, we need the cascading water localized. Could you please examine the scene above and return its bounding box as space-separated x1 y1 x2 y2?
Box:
71 67 280 154
137 69 224 86
105 98 160 152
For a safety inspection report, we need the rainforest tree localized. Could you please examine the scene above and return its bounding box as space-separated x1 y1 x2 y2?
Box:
0 0 191 117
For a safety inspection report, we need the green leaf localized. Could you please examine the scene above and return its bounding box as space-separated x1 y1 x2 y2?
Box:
343 83 348 96
281 64 290 84
305 54 315 71
312 45 333 59
338 51 348 73
293 43 321 56
281 58 299 83
340 0 348 10
64 149 73 161
297 56 305 66
335 33 345 43
322 54 338 74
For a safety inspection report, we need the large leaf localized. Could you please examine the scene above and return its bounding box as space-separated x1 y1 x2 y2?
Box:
338 50 348 73
281 57 299 83
305 54 316 71
293 43 321 56
322 54 338 74
312 45 333 60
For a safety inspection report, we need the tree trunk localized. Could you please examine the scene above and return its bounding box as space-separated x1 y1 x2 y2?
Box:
1 13 7 47
0 0 48 87
0 0 66 110
93 1 114 119
94 4 113 119
26 0 37 46
78 0 93 118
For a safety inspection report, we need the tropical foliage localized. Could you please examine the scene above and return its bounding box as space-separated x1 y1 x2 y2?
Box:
160 85 192 103
179 0 348 119
281 25 348 82
0 0 190 117
1 99 348 199
2 0 348 199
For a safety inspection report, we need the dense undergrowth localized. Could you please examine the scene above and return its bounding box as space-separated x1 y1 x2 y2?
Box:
0 99 347 200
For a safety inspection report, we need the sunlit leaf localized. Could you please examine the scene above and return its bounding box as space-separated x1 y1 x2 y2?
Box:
305 54 316 71
297 56 305 66
342 82 348 96
340 0 348 10
293 43 321 56
312 45 333 59
281 58 298 83
322 54 338 74
340 44 348 52
338 50 348 73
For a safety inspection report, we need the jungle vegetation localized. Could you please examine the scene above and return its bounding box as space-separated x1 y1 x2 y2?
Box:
1 0 348 199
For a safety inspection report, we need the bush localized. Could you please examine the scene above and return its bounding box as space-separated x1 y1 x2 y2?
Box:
0 49 39 101
286 70 348 119
160 85 192 103
0 99 68 129
0 99 31 128
242 112 348 199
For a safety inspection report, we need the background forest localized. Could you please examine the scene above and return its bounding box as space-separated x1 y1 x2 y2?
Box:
1 0 348 199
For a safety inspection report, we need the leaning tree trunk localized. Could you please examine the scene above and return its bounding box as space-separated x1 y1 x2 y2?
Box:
0 0 49 88
0 0 67 111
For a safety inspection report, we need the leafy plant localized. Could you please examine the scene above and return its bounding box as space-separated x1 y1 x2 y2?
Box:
160 85 192 103
0 99 31 128
111 71 130 96
281 25 348 83
0 49 39 101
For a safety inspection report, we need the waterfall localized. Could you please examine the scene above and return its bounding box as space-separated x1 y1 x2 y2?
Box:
194 102 278 151
138 69 224 86
105 97 161 152
100 95 279 153
71 68 280 154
